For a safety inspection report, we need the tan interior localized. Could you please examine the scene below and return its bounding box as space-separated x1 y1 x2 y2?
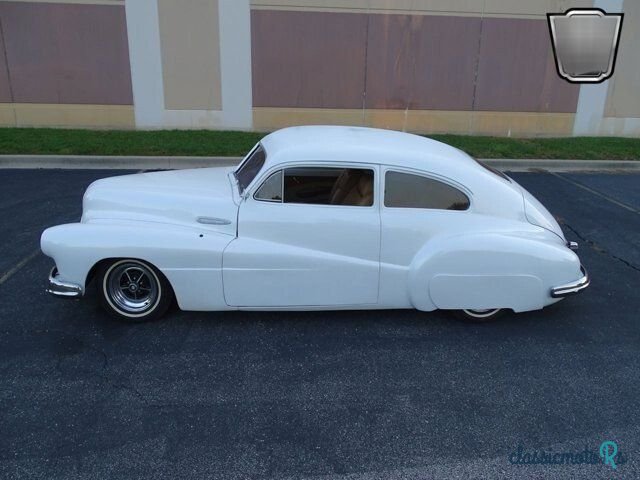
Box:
330 169 373 206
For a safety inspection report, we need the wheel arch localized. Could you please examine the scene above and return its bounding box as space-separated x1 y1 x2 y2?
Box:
86 257 176 300
41 222 233 310
407 231 579 313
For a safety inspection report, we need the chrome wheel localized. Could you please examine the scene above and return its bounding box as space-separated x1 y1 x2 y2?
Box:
462 308 501 319
104 260 161 317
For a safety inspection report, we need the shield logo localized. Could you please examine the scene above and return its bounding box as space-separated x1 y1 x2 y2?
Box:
547 8 624 83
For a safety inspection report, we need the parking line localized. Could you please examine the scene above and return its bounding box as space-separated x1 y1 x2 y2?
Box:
0 248 41 286
548 172 639 214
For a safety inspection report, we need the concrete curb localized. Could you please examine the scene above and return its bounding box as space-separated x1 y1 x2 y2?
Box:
0 155 639 172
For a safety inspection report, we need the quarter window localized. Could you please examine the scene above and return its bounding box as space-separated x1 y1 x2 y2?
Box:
254 167 374 206
384 171 469 210
235 144 266 193
254 170 283 202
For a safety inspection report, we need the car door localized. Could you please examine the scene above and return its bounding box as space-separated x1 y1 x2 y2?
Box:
223 164 381 307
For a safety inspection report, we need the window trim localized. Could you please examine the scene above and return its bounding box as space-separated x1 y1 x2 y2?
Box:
234 142 266 195
382 168 472 211
249 162 378 209
253 169 284 203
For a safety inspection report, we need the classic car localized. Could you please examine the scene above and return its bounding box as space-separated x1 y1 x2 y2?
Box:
41 126 589 322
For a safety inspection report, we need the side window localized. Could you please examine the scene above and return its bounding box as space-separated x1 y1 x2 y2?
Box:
281 167 374 206
254 170 283 202
384 171 470 211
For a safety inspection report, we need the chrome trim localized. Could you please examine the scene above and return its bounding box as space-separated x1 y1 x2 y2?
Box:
46 267 83 298
568 241 579 250
551 266 590 298
197 216 231 225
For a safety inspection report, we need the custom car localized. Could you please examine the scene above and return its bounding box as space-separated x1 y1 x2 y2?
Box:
41 126 589 322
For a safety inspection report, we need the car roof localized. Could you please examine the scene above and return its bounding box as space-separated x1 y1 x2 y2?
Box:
259 126 479 176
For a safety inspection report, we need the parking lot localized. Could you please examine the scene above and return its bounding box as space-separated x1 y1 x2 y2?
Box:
1 168 639 479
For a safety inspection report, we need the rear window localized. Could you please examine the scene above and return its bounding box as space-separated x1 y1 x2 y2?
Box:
235 144 266 193
474 158 511 182
384 171 470 211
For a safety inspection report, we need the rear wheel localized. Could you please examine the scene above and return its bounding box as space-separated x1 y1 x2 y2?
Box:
455 308 503 323
98 259 173 322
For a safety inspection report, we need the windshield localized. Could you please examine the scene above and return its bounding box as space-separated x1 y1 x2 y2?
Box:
235 144 266 193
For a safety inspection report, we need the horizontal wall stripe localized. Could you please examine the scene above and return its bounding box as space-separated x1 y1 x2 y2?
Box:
251 10 580 113
474 17 580 113
0 1 124 5
0 103 134 128
364 14 481 111
253 107 575 137
0 1 132 105
251 9 368 109
250 0 595 19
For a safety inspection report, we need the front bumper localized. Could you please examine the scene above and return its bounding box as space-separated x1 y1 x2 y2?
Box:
46 267 83 298
550 266 590 298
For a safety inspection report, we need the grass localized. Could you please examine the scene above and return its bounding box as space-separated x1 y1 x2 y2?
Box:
0 127 639 159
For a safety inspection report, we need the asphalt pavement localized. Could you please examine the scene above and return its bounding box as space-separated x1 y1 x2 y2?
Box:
0 169 639 479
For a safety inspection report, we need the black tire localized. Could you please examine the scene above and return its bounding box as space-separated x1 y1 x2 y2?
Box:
97 259 173 322
453 308 504 323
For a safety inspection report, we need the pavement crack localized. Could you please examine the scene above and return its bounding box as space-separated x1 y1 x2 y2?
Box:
92 345 151 406
561 221 640 274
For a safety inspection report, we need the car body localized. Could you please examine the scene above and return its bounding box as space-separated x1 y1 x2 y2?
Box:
41 126 589 321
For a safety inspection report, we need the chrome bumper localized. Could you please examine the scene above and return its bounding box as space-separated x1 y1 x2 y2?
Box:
46 267 83 298
550 266 590 298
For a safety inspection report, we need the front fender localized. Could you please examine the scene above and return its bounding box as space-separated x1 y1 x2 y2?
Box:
408 232 581 312
41 222 234 310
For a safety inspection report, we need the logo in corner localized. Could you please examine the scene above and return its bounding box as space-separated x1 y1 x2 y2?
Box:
600 440 618 470
547 8 624 84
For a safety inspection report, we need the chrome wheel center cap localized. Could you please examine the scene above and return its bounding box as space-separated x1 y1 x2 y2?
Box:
129 284 138 292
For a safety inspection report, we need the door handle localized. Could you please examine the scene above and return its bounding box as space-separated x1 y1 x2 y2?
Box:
197 216 231 225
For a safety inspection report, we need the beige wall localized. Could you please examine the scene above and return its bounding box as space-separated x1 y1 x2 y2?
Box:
0 104 134 128
157 0 222 110
604 0 640 118
253 108 575 137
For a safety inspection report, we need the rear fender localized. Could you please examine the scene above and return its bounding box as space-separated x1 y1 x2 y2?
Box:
408 232 581 312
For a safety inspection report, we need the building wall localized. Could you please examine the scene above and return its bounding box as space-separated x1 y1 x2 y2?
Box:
0 0 134 127
0 0 637 136
250 3 582 136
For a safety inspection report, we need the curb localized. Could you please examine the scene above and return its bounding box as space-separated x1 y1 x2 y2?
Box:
0 155 639 172
0 155 241 170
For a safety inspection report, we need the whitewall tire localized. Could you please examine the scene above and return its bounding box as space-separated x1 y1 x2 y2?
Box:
98 259 173 322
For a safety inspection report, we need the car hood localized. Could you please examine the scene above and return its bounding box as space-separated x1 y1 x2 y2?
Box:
81 167 238 236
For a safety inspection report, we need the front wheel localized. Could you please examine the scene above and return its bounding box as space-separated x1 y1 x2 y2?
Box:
454 308 504 323
98 259 173 322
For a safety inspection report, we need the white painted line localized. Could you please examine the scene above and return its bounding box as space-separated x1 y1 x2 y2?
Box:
0 248 41 286
549 171 639 214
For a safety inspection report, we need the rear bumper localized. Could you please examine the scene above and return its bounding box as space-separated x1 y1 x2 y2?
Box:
46 267 83 298
550 266 590 298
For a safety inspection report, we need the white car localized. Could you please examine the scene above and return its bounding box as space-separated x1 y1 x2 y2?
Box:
41 126 589 322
